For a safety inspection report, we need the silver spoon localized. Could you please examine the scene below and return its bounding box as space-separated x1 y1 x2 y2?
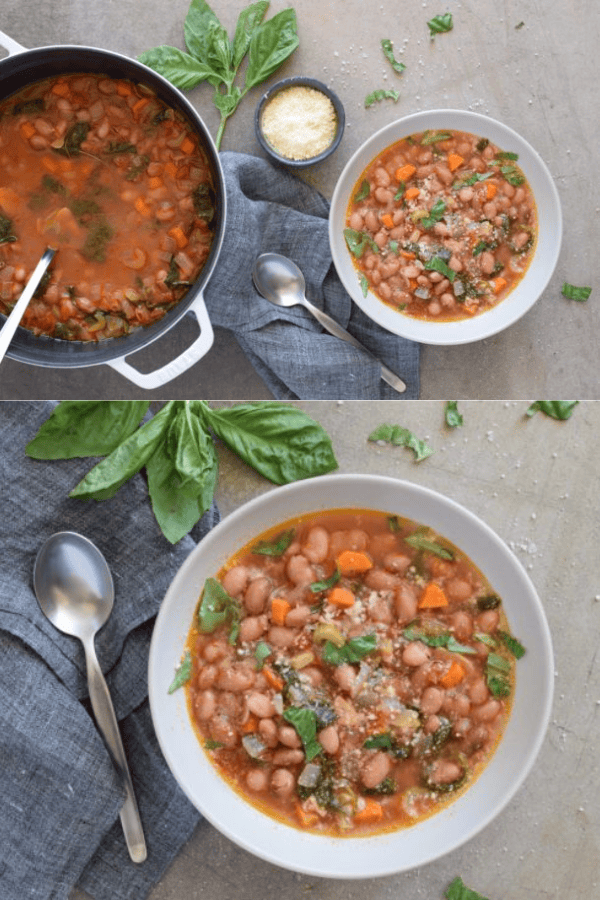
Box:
252 252 406 394
0 247 56 365
34 532 147 864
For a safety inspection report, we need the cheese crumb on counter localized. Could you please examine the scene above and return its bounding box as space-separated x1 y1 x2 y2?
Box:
261 86 337 160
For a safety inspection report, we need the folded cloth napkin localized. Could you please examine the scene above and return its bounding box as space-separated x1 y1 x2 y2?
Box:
202 151 420 399
0 402 219 900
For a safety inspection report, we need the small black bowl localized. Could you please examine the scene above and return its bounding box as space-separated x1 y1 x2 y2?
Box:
255 76 345 168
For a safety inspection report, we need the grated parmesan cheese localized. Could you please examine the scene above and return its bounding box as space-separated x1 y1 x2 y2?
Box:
261 86 337 161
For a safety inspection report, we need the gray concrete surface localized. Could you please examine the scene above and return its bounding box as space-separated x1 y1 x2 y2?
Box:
61 399 598 900
0 0 598 399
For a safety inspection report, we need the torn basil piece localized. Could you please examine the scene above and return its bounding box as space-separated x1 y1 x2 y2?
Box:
251 527 295 557
167 649 192 694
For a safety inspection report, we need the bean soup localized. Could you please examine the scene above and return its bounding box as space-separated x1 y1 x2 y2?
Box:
179 509 525 836
345 129 537 321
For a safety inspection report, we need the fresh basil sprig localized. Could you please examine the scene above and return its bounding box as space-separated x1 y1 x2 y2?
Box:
526 401 579 420
368 423 434 462
138 0 299 150
26 400 338 544
427 13 453 37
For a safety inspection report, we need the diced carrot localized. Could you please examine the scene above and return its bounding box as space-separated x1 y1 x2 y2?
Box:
20 121 36 140
401 250 416 259
58 158 75 172
41 155 60 174
337 550 373 576
134 196 152 218
354 798 384 824
164 161 178 179
440 660 465 689
486 181 498 200
180 135 196 155
492 276 507 294
447 152 464 172
327 586 355 609
271 596 291 626
148 176 163 190
296 802 319 828
380 213 395 230
395 163 416 181
418 582 449 609
263 666 284 692
404 186 420 200
116 81 133 96
242 714 259 733
168 225 188 249
132 97 150 116
51 81 70 97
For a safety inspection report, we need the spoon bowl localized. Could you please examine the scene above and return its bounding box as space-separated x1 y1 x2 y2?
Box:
34 531 147 863
252 252 406 393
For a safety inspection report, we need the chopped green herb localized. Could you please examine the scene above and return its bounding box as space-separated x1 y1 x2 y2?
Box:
126 154 150 181
359 272 370 297
476 138 489 152
495 150 519 161
403 626 476 654
453 171 493 189
368 423 434 462
310 568 340 593
0 214 17 245
381 38 406 74
365 88 400 108
477 594 501 610
283 707 322 761
81 219 113 263
499 164 525 186
321 633 377 666
204 739 224 750
404 531 453 559
192 183 215 222
254 641 272 670
388 514 402 533
486 652 511 698
445 876 490 900
526 400 579 420
364 775 397 795
344 227 379 259
515 21 525 29
427 13 453 36
197 577 242 644
498 629 526 659
444 401 463 428
388 239 399 254
425 256 456 282
12 97 45 116
363 732 394 750
167 650 192 693
252 527 295 557
421 130 452 145
53 121 90 157
561 282 591 301
164 256 194 289
104 141 137 154
354 179 370 202
394 181 406 201
420 198 446 229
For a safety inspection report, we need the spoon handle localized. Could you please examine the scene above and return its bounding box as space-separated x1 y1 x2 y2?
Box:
0 247 55 364
83 637 147 863
302 298 407 394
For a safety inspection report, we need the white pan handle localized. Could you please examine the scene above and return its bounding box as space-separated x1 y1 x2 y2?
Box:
107 291 214 390
0 30 27 56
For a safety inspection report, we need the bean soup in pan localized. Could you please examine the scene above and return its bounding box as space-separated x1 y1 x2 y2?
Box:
0 73 216 341
344 130 537 321
181 509 525 836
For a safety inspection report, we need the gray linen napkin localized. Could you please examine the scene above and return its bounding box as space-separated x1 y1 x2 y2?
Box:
0 402 219 900
203 151 420 399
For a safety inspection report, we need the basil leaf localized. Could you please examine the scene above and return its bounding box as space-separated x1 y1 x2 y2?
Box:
184 0 232 84
446 636 477 655
198 401 338 485
344 227 379 258
526 401 579 420
420 130 452 145
198 577 241 644
562 282 591 301
283 707 322 761
26 401 149 459
473 632 497 648
364 732 394 750
138 45 220 90
404 532 453 557
486 652 511 698
445 876 490 900
205 739 224 750
420 198 446 228
402 627 475 654
368 423 434 462
499 164 524 186
354 179 371 202
252 528 295 557
0 214 17 244
359 272 370 297
310 568 340 593
231 0 269 69
427 13 453 36
365 88 400 107
244 8 299 89
53 122 90 157
69 401 177 501
254 641 272 669
444 401 463 428
496 150 519 161
498 629 526 659
146 405 218 545
168 650 192 694
322 634 377 666
425 256 456 282
381 38 406 74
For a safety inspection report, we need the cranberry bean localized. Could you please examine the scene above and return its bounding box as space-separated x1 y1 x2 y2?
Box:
272 748 304 766
428 301 441 316
222 565 249 597
278 725 302 748
421 686 444 715
302 526 329 563
209 715 238 749
513 187 525 204
370 597 393 624
268 625 297 648
468 677 489 705
245 576 270 614
402 641 431 667
449 256 463 272
334 664 356 693
194 689 216 720
302 667 324 687
258 718 279 747
403 264 420 280
239 614 267 643
483 201 497 219
473 699 502 722
247 691 276 719
349 212 364 230
512 230 531 250
384 553 411 574
29 134 48 150
429 759 463 785
361 751 392 789
364 568 398 592
374 166 391 187
459 187 474 202
477 609 500 632
285 605 311 628
479 250 495 275
286 554 315 586
318 725 340 755
203 639 229 663
395 583 418 622
271 768 295 797
378 282 392 302
197 665 217 689
246 769 268 792
440 292 455 307
435 164 453 185
375 187 393 205
451 610 473 641
217 664 255 693
446 578 473 602
424 714 441 734
374 230 388 248
364 210 379 232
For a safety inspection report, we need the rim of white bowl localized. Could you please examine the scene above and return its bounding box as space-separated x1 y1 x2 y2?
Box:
149 474 554 878
329 109 562 345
